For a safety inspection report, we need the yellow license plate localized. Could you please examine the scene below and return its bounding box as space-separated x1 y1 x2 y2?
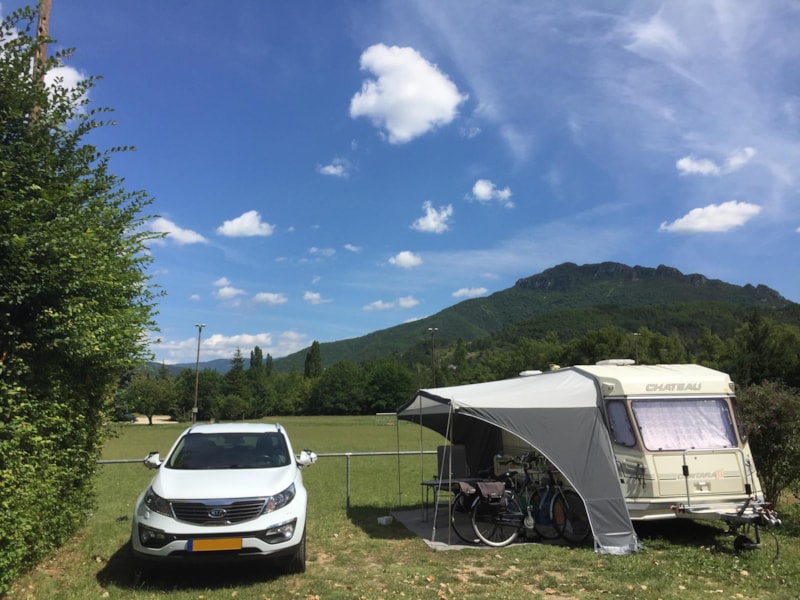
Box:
189 538 243 552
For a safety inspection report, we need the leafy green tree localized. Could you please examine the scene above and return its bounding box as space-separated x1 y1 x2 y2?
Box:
174 368 223 422
0 8 159 593
247 346 272 417
737 381 800 506
308 360 366 414
121 371 174 425
224 349 252 416
365 359 415 413
723 313 800 388
304 340 323 378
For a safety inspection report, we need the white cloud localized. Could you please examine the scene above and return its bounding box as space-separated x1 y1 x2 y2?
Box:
304 291 332 305
411 201 453 233
389 250 422 268
213 277 231 287
149 217 207 245
318 158 350 178
216 210 275 237
363 299 394 311
452 287 488 299
725 147 757 172
659 201 762 233
309 247 336 257
344 243 362 252
350 44 467 144
470 179 513 208
154 330 310 363
676 156 721 176
676 147 757 176
397 295 420 309
214 285 247 300
188 294 200 302
44 65 85 95
363 295 419 311
253 292 288 306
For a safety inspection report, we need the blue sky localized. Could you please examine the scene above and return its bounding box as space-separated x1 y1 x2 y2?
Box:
4 1 799 365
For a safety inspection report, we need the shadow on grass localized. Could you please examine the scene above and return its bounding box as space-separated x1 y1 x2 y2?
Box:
634 518 739 552
347 506 418 540
96 541 286 591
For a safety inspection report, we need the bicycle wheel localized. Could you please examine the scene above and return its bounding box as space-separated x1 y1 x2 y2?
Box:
470 492 520 547
533 490 565 540
450 492 480 544
560 489 591 544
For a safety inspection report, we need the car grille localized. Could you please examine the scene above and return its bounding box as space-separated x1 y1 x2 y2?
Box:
171 499 266 525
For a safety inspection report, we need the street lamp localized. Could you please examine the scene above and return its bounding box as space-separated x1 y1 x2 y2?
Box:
428 327 438 387
193 323 205 424
633 332 640 365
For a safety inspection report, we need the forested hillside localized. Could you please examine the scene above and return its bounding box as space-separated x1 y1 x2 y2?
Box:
271 261 798 372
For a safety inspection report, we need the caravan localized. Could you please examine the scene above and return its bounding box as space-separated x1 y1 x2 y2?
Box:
575 362 778 548
398 362 779 553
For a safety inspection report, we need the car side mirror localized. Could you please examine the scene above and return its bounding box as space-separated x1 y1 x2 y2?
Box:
296 449 317 468
144 451 162 469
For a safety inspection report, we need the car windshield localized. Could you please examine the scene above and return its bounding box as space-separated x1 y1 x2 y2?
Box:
166 432 290 470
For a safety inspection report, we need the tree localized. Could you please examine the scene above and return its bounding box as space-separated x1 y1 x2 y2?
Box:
304 340 323 378
121 371 173 425
307 360 366 414
365 359 415 413
723 313 800 388
0 8 159 593
737 381 800 506
223 349 252 418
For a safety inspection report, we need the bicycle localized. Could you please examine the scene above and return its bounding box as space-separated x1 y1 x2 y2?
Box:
469 452 591 547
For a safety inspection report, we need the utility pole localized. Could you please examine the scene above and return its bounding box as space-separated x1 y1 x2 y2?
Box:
192 324 205 424
36 0 52 74
428 327 438 387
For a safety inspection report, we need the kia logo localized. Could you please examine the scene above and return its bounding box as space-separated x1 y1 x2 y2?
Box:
208 508 227 519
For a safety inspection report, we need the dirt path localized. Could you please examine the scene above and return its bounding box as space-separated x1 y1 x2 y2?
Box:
133 415 173 424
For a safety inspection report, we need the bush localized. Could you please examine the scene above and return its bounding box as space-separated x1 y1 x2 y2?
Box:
0 8 158 593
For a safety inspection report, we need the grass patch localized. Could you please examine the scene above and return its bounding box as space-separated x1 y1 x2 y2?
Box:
6 416 800 599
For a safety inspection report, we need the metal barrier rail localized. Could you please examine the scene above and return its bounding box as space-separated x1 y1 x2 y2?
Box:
98 450 437 509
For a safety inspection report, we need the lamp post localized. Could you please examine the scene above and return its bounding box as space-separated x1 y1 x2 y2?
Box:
633 332 640 365
428 327 438 387
193 323 205 424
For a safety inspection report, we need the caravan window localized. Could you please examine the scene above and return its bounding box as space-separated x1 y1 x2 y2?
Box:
606 400 637 447
631 398 737 451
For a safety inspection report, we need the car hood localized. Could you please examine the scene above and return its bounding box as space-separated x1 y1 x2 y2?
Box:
152 465 297 500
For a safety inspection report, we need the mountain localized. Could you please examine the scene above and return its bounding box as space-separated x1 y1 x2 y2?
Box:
157 262 798 374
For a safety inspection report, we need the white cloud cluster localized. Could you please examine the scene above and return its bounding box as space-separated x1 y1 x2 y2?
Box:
350 44 467 144
318 158 350 178
411 201 453 234
344 243 362 253
211 278 290 309
309 247 336 257
470 179 513 208
149 217 207 245
676 147 757 176
252 292 288 306
452 287 488 299
389 250 422 268
304 291 332 305
216 210 275 237
659 201 762 233
363 295 419 311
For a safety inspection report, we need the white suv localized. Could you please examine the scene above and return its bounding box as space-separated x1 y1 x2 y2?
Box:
131 423 316 576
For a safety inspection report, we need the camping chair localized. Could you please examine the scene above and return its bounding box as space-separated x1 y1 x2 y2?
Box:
421 444 471 521
436 444 470 480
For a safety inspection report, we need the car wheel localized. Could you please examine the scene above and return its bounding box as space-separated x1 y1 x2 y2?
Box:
282 532 306 574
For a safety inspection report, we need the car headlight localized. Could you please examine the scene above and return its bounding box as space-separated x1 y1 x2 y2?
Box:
262 483 296 514
144 487 172 517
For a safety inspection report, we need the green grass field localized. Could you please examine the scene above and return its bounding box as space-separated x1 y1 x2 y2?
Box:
7 416 800 599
